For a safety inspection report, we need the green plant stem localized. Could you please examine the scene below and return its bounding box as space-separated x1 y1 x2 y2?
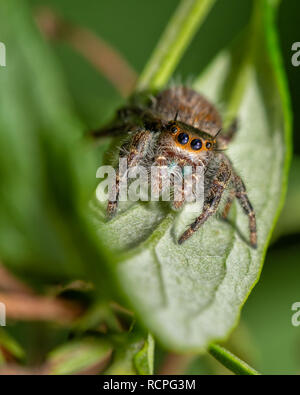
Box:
137 0 216 91
209 344 260 375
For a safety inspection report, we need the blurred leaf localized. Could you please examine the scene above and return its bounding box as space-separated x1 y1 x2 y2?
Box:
74 301 124 334
0 328 25 362
93 0 291 350
0 0 116 296
3 321 70 366
133 334 155 375
104 332 153 375
48 337 111 374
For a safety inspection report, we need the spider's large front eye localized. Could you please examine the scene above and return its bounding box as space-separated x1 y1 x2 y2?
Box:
191 139 202 150
177 133 189 145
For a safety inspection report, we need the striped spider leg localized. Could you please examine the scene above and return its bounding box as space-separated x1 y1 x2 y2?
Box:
179 154 257 248
107 128 155 218
178 154 232 244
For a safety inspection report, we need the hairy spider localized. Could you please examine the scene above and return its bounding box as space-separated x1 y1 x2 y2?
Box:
93 86 257 248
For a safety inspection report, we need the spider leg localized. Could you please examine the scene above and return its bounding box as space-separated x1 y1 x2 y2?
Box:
90 123 132 139
222 188 236 219
153 157 194 209
218 118 238 147
171 161 198 210
225 118 238 142
168 159 185 210
107 129 154 218
171 171 185 210
107 169 120 218
90 106 161 139
233 173 257 248
178 159 231 244
151 155 168 199
89 105 143 138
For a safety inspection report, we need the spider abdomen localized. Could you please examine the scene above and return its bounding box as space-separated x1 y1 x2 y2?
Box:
152 86 222 136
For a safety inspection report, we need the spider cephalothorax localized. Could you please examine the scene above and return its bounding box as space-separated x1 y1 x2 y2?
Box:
93 86 257 248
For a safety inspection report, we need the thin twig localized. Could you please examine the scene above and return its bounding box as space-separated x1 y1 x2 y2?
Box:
0 263 84 323
35 7 137 97
0 292 83 324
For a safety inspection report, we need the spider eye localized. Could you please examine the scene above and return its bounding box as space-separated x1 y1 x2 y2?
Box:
171 125 178 134
206 141 212 149
191 139 202 150
177 133 189 145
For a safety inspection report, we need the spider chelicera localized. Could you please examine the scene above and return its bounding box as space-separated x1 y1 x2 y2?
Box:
92 86 257 248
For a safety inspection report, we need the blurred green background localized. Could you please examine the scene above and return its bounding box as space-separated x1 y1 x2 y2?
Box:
0 0 299 374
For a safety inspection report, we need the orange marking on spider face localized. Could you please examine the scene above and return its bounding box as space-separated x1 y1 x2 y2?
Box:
172 127 215 153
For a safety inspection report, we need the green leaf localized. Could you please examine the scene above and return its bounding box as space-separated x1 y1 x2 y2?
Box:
104 332 153 375
0 0 115 295
93 0 291 351
0 328 25 363
133 334 155 375
47 338 111 375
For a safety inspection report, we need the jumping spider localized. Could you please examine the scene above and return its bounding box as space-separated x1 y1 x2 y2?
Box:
93 86 257 248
